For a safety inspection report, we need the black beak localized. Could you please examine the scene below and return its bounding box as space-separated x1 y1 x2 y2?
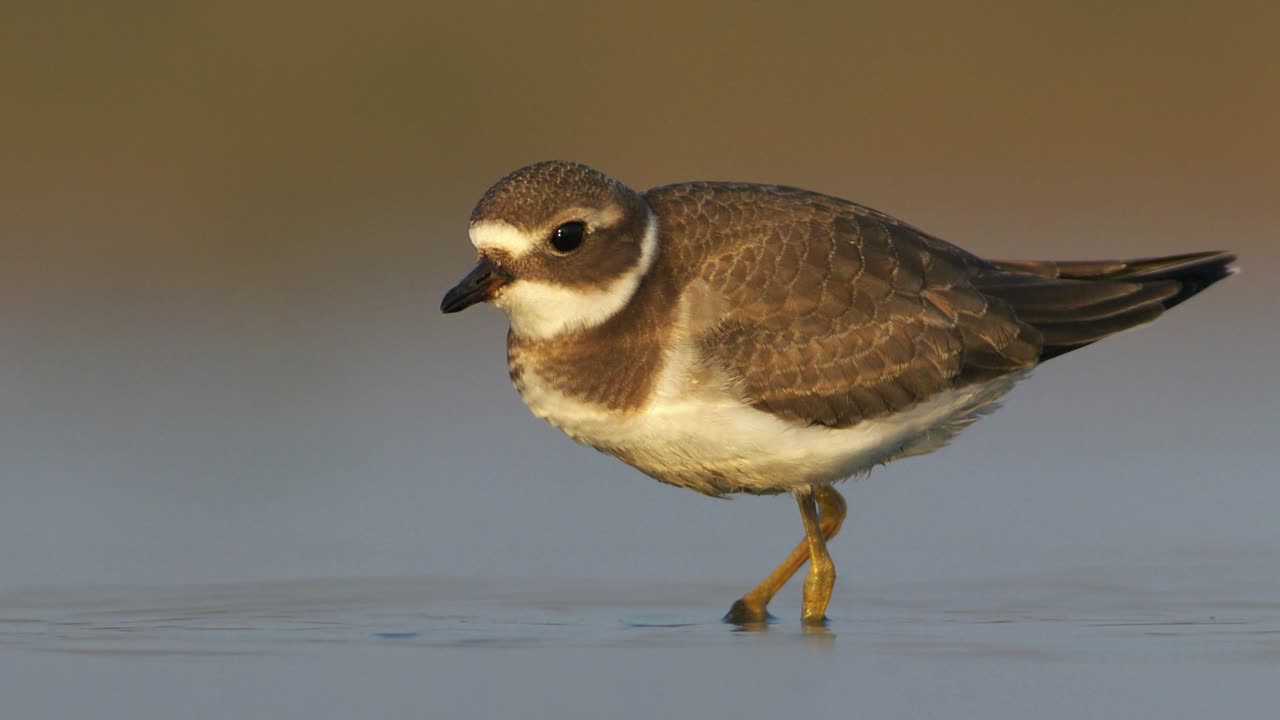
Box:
440 257 512 314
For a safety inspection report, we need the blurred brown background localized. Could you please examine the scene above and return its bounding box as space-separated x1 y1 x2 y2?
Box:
1 2 1276 590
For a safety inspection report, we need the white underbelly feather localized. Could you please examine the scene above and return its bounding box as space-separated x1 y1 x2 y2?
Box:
512 350 1026 495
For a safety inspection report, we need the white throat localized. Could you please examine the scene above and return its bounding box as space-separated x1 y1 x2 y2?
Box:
473 211 659 340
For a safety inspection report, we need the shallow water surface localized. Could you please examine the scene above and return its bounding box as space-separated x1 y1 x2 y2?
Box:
2 567 1277 719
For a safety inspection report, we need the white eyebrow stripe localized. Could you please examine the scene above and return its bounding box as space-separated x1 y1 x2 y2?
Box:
470 220 538 259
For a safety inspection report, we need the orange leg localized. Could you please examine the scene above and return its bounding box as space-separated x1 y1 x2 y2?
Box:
724 486 847 625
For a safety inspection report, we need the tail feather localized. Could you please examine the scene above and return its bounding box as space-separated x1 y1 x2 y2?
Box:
978 251 1236 361
1010 282 1178 324
1035 302 1165 350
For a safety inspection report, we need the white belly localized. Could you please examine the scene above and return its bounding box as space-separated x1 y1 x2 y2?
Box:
513 359 1025 496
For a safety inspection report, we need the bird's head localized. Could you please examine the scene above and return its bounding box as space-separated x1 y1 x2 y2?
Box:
440 161 658 339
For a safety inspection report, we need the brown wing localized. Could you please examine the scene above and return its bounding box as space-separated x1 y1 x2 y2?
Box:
645 183 1042 428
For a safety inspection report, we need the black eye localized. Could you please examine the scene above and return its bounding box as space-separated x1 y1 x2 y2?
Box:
550 221 586 253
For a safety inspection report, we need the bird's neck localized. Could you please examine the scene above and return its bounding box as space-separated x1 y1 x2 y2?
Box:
506 264 678 414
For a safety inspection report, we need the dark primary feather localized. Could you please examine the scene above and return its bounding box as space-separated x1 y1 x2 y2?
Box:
978 251 1235 359
644 183 1234 427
